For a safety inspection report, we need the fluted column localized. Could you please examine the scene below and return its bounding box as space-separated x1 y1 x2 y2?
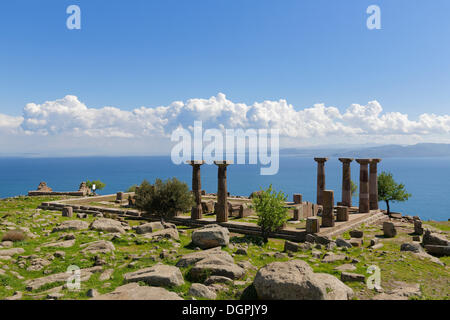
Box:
314 158 328 205
187 160 205 219
356 159 371 213
339 158 354 207
214 161 232 223
369 159 382 210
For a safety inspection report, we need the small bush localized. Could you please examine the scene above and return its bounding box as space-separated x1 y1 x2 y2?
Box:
2 229 27 242
252 184 289 243
126 184 138 192
135 178 194 221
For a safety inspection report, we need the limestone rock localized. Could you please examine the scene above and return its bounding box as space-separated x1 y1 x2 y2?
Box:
134 222 164 234
52 220 89 232
43 239 76 248
192 224 230 249
340 272 365 283
176 247 234 268
253 260 353 300
383 222 397 238
336 238 353 248
400 242 423 253
143 228 179 241
0 248 25 256
189 255 245 281
90 218 125 234
123 264 184 287
91 283 183 300
81 240 115 254
349 230 363 238
422 230 448 246
189 283 217 300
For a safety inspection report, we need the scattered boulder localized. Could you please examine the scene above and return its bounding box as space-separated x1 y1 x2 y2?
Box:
400 242 423 253
204 275 234 286
81 240 115 254
192 224 230 249
52 220 89 233
349 230 363 238
189 255 245 281
422 230 448 246
90 218 126 234
340 272 365 283
284 241 302 253
413 220 423 235
134 222 164 234
176 247 234 268
334 264 356 272
253 260 353 300
37 182 52 192
424 245 450 257
349 238 363 247
383 222 397 238
91 283 183 300
321 253 347 263
144 228 179 241
0 248 25 256
123 264 184 287
189 283 217 300
336 238 353 248
43 239 76 248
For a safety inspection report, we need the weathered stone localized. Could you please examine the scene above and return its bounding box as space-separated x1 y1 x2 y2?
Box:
81 240 115 254
349 238 363 247
400 242 423 253
0 248 25 256
321 190 335 227
90 218 125 234
334 264 356 272
349 230 363 238
424 245 450 256
413 220 423 235
314 158 328 205
235 248 248 255
135 222 164 234
189 283 217 299
37 182 52 192
383 221 397 238
91 283 183 300
99 269 114 281
306 217 320 234
284 241 302 253
176 247 233 268
52 220 89 232
253 260 353 300
124 264 184 287
321 253 347 263
201 200 215 214
62 207 73 217
189 256 245 281
336 206 349 222
340 272 365 283
204 275 233 285
26 266 103 291
26 258 51 271
144 228 179 241
422 230 448 246
87 288 99 298
43 239 76 248
293 194 303 204
336 238 353 248
192 224 230 249
339 158 354 207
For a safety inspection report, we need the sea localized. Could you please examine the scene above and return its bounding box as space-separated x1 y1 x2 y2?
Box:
0 156 448 221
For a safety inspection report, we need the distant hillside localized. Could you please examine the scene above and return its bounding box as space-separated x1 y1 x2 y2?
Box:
281 143 450 158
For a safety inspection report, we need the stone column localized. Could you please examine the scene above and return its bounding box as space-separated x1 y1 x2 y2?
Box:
187 160 205 220
314 158 328 205
356 159 372 213
338 158 354 207
322 190 335 227
214 161 232 223
293 194 302 204
369 158 382 211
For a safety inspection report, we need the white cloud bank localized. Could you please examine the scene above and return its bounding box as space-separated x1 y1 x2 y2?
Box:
0 93 449 155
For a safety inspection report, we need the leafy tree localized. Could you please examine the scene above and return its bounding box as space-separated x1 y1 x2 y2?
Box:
252 185 289 243
378 171 411 214
86 180 106 195
126 184 138 193
351 180 358 198
135 178 194 221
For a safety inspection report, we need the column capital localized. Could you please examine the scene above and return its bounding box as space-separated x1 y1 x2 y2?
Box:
314 157 328 163
356 158 372 165
214 160 233 166
186 160 206 166
370 158 382 164
338 158 354 163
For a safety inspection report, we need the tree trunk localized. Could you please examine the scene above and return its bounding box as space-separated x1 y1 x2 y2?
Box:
385 200 390 214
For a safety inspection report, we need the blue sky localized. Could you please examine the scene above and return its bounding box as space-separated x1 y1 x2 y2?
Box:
0 1 449 156
1 0 449 116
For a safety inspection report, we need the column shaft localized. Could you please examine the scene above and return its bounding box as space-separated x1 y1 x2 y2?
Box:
314 158 328 205
369 159 382 210
339 158 353 207
356 159 371 213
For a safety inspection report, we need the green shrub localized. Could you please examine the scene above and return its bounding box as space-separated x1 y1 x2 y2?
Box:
86 180 106 194
252 185 289 243
135 178 194 221
126 184 138 192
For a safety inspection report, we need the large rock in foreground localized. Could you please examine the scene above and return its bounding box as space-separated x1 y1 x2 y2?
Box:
90 218 125 234
123 264 184 287
92 283 182 300
192 224 229 249
253 260 353 300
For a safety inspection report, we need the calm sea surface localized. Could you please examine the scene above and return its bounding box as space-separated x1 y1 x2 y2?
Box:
0 156 448 221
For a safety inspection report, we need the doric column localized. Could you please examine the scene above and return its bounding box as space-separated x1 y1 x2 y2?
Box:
314 158 328 205
214 161 232 223
356 159 372 213
369 158 382 210
322 190 335 227
187 160 205 219
338 158 354 207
